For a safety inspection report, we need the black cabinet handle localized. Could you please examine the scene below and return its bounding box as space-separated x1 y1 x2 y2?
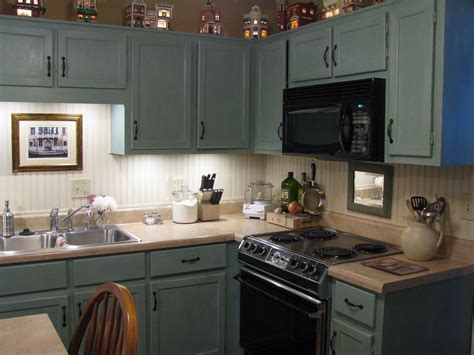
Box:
323 46 329 68
47 56 51 77
344 298 364 310
200 121 205 140
387 118 394 144
181 257 200 264
330 331 337 355
277 122 283 141
134 120 139 140
61 57 66 77
62 306 67 327
153 291 157 312
77 302 82 317
332 45 338 67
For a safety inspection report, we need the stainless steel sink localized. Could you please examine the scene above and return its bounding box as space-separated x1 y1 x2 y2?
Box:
0 226 140 255
63 227 140 246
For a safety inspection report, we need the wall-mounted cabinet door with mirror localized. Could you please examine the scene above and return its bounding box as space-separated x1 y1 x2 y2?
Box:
347 162 393 218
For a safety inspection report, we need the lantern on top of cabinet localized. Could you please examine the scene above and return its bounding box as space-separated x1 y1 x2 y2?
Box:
341 0 366 14
14 0 46 18
243 5 268 40
124 0 147 28
199 0 221 35
155 3 173 30
73 0 97 23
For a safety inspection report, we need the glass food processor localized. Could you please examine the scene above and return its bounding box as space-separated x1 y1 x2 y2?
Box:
243 180 277 220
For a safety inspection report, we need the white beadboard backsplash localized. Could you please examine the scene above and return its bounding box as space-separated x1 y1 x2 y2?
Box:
0 102 266 214
1 102 473 241
265 156 474 241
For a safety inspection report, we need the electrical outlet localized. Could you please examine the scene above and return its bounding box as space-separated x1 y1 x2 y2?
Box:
461 193 474 221
169 177 186 193
71 178 91 199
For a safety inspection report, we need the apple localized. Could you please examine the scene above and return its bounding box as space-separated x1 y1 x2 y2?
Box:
288 201 303 215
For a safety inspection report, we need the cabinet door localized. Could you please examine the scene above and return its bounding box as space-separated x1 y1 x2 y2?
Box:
0 25 53 87
0 294 69 346
331 318 374 355
254 40 286 152
288 27 332 83
197 41 250 149
74 283 147 355
386 0 435 158
131 34 193 150
333 13 387 77
150 273 226 355
57 29 127 89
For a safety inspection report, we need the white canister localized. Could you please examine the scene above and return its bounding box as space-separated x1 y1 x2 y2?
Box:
172 190 198 224
400 218 443 261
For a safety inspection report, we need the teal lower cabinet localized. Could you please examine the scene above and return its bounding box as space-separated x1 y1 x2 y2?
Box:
330 318 374 355
150 272 226 355
330 276 473 355
0 292 70 346
73 282 148 355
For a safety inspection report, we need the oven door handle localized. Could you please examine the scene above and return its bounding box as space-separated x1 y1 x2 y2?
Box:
235 267 325 317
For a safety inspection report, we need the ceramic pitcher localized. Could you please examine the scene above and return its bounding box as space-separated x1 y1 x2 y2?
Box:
400 219 443 261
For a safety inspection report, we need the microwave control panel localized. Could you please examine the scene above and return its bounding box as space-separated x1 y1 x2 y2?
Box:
350 103 370 155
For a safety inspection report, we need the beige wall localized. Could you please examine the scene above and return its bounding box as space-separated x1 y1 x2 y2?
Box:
2 0 278 38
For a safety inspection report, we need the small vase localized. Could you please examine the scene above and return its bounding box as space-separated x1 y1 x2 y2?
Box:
95 212 109 229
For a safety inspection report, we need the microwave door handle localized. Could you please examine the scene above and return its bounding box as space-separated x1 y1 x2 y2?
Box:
339 104 353 153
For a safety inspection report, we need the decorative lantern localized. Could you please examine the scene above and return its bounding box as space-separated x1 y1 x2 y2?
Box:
73 0 97 23
243 5 268 40
199 0 221 35
14 0 46 18
322 0 341 19
124 0 147 28
286 2 317 30
156 3 173 30
341 0 366 14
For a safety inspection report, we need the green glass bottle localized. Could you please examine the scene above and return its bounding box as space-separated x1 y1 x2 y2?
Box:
281 172 302 212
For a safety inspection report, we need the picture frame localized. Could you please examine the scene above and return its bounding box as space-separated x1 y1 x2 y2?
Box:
12 113 83 173
347 162 393 218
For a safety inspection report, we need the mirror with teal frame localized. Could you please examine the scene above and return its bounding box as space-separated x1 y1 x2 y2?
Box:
347 162 393 218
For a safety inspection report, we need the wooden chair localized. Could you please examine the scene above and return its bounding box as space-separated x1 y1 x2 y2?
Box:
68 282 138 355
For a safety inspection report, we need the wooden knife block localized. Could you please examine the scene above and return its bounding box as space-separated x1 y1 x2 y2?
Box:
266 212 321 229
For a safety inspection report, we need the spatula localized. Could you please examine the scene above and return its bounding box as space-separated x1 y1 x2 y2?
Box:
411 196 428 214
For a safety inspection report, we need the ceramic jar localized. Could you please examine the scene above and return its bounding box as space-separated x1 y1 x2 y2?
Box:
400 218 443 261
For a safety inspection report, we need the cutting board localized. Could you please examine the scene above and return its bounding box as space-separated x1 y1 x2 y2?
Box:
266 212 321 229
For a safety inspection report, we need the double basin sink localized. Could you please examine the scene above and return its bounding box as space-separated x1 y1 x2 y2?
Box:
0 226 141 255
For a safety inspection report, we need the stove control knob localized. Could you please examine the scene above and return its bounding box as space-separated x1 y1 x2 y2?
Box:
249 243 258 253
307 264 317 275
299 261 309 272
289 258 300 269
257 247 267 256
243 241 252 251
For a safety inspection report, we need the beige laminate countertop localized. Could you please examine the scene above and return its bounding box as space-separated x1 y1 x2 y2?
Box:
0 214 289 265
329 254 474 294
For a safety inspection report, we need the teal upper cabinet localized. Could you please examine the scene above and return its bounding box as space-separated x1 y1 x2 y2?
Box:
385 0 474 166
197 40 250 149
288 11 387 84
57 29 127 89
333 14 387 77
386 0 434 158
289 27 332 83
130 33 192 150
0 25 53 87
254 39 287 153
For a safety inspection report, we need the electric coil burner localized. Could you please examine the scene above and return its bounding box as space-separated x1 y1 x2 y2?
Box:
314 247 356 259
270 233 301 243
237 227 402 355
353 243 388 254
301 229 337 240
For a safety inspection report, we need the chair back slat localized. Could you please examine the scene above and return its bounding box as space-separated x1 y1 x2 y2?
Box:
68 283 137 355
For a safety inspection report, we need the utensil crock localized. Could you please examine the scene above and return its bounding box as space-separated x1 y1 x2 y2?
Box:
400 218 443 261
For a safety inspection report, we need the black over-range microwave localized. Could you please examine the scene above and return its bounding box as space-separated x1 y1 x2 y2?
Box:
282 78 385 161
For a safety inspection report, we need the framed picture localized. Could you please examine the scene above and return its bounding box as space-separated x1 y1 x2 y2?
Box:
347 162 393 218
12 113 83 172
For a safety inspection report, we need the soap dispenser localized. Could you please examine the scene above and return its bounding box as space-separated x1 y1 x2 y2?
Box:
2 200 15 237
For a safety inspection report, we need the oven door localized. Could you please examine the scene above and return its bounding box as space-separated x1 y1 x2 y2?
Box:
283 104 353 157
235 266 327 355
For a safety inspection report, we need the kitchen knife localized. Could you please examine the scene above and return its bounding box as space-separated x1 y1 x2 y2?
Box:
210 190 218 205
199 175 206 191
210 173 216 189
216 189 223 204
205 174 211 189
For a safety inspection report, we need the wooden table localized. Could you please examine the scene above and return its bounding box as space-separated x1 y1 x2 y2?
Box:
0 314 67 355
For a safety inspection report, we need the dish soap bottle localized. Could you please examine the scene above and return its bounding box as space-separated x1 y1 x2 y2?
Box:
2 200 15 237
281 172 301 212
298 172 307 210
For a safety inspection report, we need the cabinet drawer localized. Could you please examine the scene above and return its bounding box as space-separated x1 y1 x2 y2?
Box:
0 261 67 296
73 253 145 286
150 244 226 277
334 281 376 328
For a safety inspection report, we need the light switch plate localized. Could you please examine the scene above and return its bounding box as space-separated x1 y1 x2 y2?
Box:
71 178 91 199
461 193 474 221
169 177 186 193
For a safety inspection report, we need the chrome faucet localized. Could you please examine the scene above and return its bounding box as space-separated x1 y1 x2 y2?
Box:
50 204 90 232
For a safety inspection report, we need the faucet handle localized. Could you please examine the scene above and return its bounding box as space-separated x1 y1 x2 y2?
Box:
50 208 59 217
66 209 74 232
